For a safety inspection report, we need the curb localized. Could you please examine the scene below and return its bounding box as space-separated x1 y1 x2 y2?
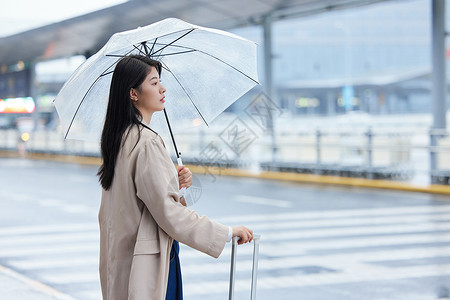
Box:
0 264 76 300
2 150 450 195
191 166 450 195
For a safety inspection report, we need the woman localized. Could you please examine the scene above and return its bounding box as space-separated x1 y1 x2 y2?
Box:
97 55 253 300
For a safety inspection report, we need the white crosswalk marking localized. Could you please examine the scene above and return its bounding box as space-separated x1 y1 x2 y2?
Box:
0 223 98 236
0 242 99 257
215 205 450 223
248 213 450 230
39 272 99 284
236 195 293 208
8 256 99 270
0 204 449 299
182 204 450 297
183 264 450 296
180 245 450 276
0 232 99 246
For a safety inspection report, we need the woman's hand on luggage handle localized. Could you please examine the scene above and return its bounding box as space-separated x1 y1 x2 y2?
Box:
232 226 253 245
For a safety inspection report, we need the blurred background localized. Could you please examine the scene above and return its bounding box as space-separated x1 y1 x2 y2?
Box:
1 0 450 299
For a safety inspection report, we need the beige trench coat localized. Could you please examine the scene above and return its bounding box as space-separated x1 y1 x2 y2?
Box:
99 125 228 300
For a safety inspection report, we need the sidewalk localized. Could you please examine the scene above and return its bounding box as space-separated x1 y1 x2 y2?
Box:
0 265 76 300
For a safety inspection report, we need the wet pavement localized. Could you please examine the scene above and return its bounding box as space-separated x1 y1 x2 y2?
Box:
0 157 449 300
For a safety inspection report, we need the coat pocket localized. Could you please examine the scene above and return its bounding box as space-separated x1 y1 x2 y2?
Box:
133 239 160 255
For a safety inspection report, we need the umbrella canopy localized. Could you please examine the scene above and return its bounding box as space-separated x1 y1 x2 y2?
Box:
54 18 259 142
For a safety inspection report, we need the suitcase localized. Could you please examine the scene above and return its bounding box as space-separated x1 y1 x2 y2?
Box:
228 234 261 300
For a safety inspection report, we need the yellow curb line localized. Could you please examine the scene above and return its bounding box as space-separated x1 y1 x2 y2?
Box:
186 164 450 195
0 264 76 300
0 150 101 165
2 150 450 195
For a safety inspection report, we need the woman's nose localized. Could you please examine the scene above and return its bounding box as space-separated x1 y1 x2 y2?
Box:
160 84 166 93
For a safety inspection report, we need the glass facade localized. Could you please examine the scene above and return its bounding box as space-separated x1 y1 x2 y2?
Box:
231 0 449 115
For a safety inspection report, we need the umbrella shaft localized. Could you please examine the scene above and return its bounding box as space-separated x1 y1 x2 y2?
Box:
163 108 180 158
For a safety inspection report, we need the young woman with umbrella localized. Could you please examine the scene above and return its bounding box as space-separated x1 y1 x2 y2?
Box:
97 54 253 300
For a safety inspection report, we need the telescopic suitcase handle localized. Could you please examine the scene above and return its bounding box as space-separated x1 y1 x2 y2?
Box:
229 234 261 300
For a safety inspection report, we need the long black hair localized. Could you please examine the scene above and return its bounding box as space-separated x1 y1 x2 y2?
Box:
97 55 162 190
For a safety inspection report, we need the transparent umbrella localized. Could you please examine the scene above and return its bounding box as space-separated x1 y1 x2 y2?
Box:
54 18 259 162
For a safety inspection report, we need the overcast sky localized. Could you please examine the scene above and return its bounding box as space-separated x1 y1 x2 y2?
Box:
0 0 126 37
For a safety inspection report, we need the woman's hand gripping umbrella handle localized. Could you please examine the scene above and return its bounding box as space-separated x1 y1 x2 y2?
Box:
177 157 187 198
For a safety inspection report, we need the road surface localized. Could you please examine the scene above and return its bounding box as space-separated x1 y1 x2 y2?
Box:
0 157 449 300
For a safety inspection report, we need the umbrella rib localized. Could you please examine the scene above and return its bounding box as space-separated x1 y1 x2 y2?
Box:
149 38 158 54
142 29 196 46
152 49 196 57
100 47 138 77
105 54 128 58
65 46 137 138
160 64 170 72
132 44 147 56
151 29 195 57
149 43 259 84
160 60 209 127
142 42 150 56
192 49 260 85
100 70 114 77
153 43 195 51
107 44 195 59
64 75 103 139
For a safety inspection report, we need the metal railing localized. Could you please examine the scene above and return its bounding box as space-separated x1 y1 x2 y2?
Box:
1 127 449 185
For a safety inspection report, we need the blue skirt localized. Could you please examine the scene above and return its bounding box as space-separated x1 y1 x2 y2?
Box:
166 240 183 300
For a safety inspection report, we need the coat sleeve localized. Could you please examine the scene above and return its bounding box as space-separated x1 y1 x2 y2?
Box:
134 139 228 258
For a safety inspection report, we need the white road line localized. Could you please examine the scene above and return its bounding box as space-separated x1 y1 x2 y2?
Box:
0 243 99 257
9 193 36 202
39 271 99 285
67 175 92 183
11 236 449 272
2 212 445 253
38 199 95 214
62 205 94 214
0 206 448 236
235 195 293 208
180 245 450 276
248 213 450 231
38 199 66 207
1 208 449 291
0 264 77 300
0 211 448 242
0 232 99 246
2 214 444 248
179 232 450 258
0 210 446 239
0 223 98 236
77 289 102 300
261 233 450 256
8 256 99 270
261 221 450 241
184 263 450 295
216 205 450 223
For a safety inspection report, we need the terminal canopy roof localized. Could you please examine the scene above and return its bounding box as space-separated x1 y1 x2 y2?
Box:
0 0 389 66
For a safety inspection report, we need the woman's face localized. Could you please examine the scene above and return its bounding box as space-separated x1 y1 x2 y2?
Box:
132 66 166 122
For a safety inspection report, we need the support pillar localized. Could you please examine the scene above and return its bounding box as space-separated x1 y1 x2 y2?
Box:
327 91 336 115
29 61 39 132
263 15 277 163
430 0 447 182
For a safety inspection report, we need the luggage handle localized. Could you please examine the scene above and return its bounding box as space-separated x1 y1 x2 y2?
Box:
229 234 261 300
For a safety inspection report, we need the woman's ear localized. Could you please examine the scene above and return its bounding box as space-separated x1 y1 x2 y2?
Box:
129 88 138 102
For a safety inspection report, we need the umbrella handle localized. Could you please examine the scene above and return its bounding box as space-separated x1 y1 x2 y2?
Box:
177 157 187 198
